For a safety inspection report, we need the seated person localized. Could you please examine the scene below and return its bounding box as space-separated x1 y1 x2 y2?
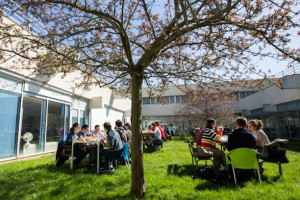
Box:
155 122 166 141
91 125 105 140
169 125 175 136
248 119 270 158
217 126 223 137
227 117 257 151
149 123 163 149
201 118 225 167
125 122 132 139
99 122 123 172
115 120 128 145
77 124 93 139
66 123 87 169
163 125 172 140
196 127 205 147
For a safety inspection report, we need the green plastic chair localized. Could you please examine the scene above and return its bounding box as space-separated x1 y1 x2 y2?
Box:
226 148 262 184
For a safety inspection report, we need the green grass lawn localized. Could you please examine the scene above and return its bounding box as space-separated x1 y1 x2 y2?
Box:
0 137 299 200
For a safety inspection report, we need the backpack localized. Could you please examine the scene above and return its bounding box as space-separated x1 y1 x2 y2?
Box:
193 167 226 185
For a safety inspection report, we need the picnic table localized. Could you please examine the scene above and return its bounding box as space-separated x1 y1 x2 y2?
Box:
71 139 101 174
142 131 155 148
217 135 228 151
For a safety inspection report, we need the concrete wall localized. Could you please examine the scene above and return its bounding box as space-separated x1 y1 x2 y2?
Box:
241 86 300 111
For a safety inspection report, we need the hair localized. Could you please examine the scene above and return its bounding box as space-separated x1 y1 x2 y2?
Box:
195 126 198 128
103 122 112 130
206 118 216 129
95 125 100 129
249 119 263 130
125 122 131 130
236 117 247 128
151 123 157 127
70 122 79 133
217 126 224 130
155 121 160 125
115 119 123 127
81 124 89 130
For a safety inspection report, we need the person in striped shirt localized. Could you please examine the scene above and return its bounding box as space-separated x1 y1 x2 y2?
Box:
201 118 225 167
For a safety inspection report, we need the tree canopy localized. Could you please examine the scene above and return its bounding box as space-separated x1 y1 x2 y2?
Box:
1 0 299 197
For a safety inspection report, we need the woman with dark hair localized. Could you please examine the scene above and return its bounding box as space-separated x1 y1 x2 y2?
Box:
200 118 225 167
65 123 87 169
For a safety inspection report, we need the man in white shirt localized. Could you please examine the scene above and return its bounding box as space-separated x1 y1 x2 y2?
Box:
149 123 163 149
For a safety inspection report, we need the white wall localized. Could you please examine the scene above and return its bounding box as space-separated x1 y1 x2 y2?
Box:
241 86 300 111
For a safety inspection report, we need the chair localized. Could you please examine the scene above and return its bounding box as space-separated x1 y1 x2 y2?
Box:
55 144 72 167
107 142 131 172
259 139 289 176
226 148 262 184
187 139 213 170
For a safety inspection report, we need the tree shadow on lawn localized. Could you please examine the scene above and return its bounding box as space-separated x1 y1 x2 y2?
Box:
0 162 133 200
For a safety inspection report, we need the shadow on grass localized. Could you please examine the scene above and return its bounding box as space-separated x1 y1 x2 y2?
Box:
0 162 133 200
167 164 195 177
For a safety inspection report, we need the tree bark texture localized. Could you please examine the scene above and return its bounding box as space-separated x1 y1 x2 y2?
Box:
130 73 146 197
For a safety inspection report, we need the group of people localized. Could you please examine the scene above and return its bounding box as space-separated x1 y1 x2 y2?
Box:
146 122 175 149
194 117 270 169
65 120 132 172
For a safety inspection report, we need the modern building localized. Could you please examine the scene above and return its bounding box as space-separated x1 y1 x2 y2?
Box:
0 3 131 161
142 67 300 139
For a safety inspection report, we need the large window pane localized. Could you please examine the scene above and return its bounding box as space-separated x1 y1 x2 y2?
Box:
80 110 85 126
20 96 46 156
46 101 65 152
72 109 78 125
64 105 70 140
0 90 20 159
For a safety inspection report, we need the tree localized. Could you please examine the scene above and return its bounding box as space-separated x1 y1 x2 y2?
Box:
0 0 299 197
176 86 237 127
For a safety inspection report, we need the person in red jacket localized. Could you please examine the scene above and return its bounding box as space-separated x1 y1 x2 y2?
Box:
155 122 166 141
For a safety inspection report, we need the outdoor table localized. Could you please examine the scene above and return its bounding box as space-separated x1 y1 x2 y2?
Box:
142 132 155 148
218 135 228 151
71 139 101 174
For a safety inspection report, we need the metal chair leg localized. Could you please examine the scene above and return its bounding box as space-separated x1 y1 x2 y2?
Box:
232 169 237 185
257 170 262 184
279 163 282 176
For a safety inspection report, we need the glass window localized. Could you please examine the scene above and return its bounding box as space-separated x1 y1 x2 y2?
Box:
72 109 78 125
80 110 85 126
169 96 175 103
181 95 188 102
150 98 156 104
46 101 65 152
162 96 169 104
142 97 150 104
176 96 181 103
20 96 46 156
0 90 20 159
64 105 70 140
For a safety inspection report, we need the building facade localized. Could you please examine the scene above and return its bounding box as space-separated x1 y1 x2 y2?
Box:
142 70 300 139
0 6 131 161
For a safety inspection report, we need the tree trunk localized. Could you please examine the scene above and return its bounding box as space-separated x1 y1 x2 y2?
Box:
130 73 146 197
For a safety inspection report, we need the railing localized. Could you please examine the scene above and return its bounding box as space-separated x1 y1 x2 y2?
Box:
0 0 47 36
274 65 300 78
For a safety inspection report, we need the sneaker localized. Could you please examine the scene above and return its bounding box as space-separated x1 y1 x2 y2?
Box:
109 166 114 172
98 167 114 173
